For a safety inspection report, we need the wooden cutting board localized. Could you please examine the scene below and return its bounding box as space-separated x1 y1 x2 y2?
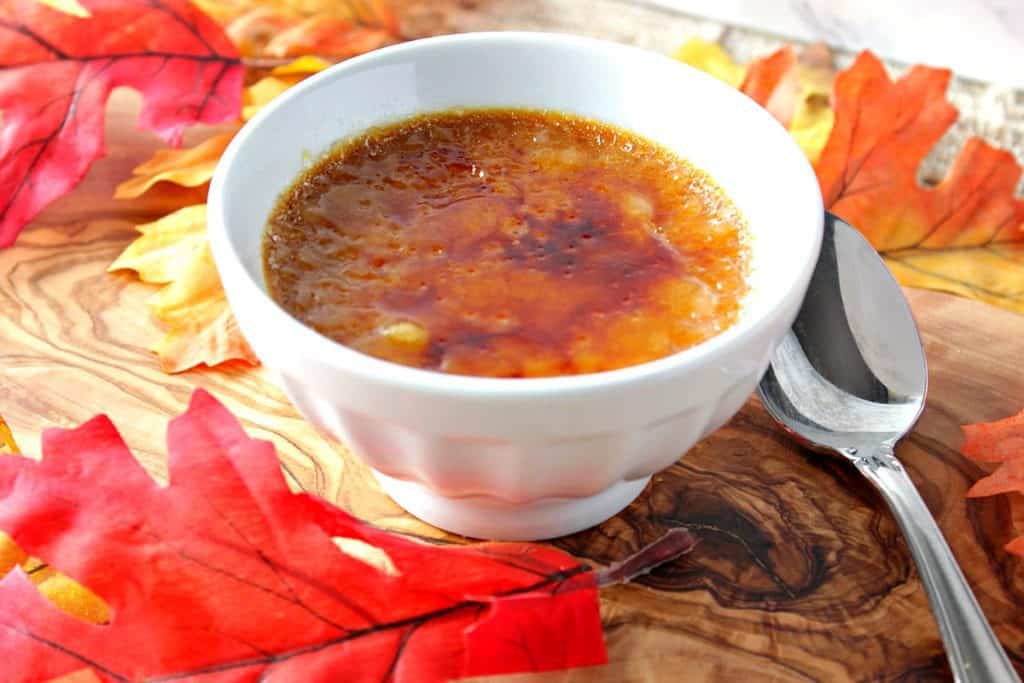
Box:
3 44 1024 683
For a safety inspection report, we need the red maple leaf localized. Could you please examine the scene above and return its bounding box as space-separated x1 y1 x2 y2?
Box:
0 0 243 246
0 390 607 681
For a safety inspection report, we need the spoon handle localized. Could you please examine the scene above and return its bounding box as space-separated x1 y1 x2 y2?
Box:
854 444 1020 683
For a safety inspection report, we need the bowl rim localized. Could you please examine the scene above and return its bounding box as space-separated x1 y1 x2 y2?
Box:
208 30 824 398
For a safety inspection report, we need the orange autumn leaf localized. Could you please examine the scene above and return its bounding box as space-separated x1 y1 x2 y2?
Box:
739 45 795 108
113 129 238 199
962 410 1024 463
200 0 398 28
815 52 1024 312
109 205 257 372
962 410 1024 556
222 7 295 55
223 2 399 58
265 17 395 59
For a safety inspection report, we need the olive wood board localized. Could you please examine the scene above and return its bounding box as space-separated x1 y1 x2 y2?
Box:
2 72 1024 683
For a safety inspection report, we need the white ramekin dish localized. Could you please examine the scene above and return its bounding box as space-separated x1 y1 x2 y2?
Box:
208 32 823 540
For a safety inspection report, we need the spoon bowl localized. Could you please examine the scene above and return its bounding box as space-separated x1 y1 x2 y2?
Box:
758 213 1019 682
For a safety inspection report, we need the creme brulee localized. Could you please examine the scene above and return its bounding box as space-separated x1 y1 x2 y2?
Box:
263 109 750 378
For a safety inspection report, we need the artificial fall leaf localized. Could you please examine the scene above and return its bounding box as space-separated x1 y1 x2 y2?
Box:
109 205 257 372
0 415 19 455
0 389 606 681
222 6 295 55
676 39 835 162
754 43 834 162
814 52 1024 312
265 16 396 59
739 45 795 109
113 129 238 199
965 410 1024 497
116 56 328 200
270 53 333 75
962 410 1024 556
0 421 109 626
673 37 745 87
224 2 399 58
962 410 1024 463
0 0 243 247
684 41 1024 312
207 0 399 29
111 57 329 372
243 56 330 119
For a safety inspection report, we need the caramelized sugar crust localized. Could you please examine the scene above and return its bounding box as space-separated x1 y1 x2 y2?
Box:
264 109 750 377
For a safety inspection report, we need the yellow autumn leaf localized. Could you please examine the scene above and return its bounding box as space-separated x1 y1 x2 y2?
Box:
114 130 238 199
243 75 299 120
30 565 111 623
789 99 834 163
0 415 19 455
676 38 833 162
885 245 1024 311
774 43 835 163
110 56 329 373
148 241 230 331
0 532 110 625
34 0 90 17
674 37 745 87
109 204 207 282
0 531 28 575
244 56 331 119
110 206 258 372
272 54 333 75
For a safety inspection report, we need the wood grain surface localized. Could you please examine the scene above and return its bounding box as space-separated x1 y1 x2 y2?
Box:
3 4 1024 681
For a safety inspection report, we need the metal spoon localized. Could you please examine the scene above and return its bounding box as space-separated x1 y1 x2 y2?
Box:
758 212 1019 682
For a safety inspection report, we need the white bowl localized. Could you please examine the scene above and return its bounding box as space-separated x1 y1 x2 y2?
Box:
208 32 823 540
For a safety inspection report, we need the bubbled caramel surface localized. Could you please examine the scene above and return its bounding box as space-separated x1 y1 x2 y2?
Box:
264 109 750 378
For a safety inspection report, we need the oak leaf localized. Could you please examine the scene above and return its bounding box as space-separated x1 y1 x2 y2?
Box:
110 56 331 371
113 129 238 199
221 1 399 57
682 41 1024 312
815 52 1024 312
0 0 243 246
109 205 258 372
0 389 607 681
962 410 1024 556
0 421 109 626
264 15 396 59
115 56 328 199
